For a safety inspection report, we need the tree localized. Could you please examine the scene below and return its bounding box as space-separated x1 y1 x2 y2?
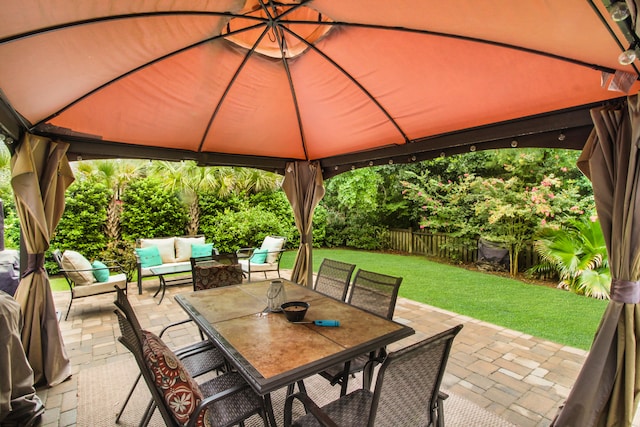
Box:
321 168 388 249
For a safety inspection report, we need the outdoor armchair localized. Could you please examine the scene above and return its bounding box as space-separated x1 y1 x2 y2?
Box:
52 249 127 320
237 235 287 281
284 325 463 427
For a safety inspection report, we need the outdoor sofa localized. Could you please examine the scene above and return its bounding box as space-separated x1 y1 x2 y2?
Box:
133 235 214 294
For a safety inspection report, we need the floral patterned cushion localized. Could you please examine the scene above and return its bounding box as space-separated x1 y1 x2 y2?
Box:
194 264 243 291
141 331 210 426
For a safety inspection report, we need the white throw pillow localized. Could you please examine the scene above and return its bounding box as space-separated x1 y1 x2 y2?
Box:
140 237 176 264
260 236 285 264
174 236 205 262
61 250 96 286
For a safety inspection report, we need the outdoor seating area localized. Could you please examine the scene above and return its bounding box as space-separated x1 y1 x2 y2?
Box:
52 249 127 320
35 269 599 427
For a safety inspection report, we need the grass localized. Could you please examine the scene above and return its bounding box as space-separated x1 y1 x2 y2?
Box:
280 248 607 351
50 248 607 350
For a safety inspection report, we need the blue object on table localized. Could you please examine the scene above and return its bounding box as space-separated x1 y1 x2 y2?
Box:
294 319 340 327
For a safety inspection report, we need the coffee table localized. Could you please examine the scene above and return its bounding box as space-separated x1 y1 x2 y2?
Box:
149 263 193 304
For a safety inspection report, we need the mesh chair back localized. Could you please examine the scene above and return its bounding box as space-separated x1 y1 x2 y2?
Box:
114 286 144 341
114 309 178 427
314 259 356 301
193 263 243 291
372 325 463 426
212 252 239 265
348 269 402 319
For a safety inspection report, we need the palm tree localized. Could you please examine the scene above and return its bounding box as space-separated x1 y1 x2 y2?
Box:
149 161 218 236
531 217 610 299
150 162 283 235
74 159 145 241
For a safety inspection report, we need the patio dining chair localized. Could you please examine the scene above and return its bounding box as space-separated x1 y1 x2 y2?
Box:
313 258 356 302
115 309 269 427
191 257 243 291
284 324 463 427
113 287 228 426
318 269 403 396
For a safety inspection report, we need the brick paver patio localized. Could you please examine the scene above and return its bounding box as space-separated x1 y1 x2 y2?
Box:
36 270 592 427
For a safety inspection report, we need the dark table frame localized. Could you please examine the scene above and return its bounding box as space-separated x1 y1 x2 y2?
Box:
175 280 414 424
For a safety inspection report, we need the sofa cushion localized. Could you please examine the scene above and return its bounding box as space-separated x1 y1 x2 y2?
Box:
191 243 214 258
135 246 163 268
141 330 209 426
61 250 96 286
91 260 110 282
260 236 285 263
139 261 191 277
73 274 126 298
140 237 176 264
175 236 205 262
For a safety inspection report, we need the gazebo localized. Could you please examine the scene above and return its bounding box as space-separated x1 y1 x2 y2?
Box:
1 1 640 425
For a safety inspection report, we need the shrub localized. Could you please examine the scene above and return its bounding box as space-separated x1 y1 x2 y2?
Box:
48 180 111 272
99 239 138 282
202 206 292 253
120 178 188 240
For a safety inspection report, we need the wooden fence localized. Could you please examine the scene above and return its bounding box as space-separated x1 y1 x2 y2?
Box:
385 228 541 271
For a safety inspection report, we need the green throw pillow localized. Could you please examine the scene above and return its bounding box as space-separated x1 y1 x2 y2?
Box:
250 248 268 264
135 246 163 268
91 260 110 282
191 243 214 258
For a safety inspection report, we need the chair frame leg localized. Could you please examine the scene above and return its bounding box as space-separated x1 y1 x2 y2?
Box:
115 372 142 423
64 297 73 320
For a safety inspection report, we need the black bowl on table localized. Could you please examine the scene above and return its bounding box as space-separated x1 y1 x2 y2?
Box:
281 301 310 322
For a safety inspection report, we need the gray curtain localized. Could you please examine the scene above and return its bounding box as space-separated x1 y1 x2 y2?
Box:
11 134 75 387
282 161 325 287
552 95 640 426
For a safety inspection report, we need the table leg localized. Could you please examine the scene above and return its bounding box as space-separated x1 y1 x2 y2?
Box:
263 394 278 427
154 275 166 305
362 351 377 391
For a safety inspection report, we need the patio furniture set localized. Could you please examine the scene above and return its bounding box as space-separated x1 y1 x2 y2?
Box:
53 235 287 317
109 256 463 427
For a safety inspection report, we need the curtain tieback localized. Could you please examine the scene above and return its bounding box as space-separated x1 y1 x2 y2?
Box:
610 278 640 304
22 253 45 278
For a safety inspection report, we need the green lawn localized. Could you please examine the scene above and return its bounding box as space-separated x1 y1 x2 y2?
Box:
281 249 607 351
50 248 607 350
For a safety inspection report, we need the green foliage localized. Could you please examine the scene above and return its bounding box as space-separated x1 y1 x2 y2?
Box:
100 239 138 282
2 200 19 250
202 206 292 252
119 178 188 240
320 168 389 250
399 149 596 275
311 205 328 248
531 218 610 299
49 180 111 271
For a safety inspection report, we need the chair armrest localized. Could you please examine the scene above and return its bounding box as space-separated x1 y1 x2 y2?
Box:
236 247 255 259
284 392 339 427
59 265 124 274
158 318 194 338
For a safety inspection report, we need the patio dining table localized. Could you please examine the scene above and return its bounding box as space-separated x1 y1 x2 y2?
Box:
174 279 415 425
